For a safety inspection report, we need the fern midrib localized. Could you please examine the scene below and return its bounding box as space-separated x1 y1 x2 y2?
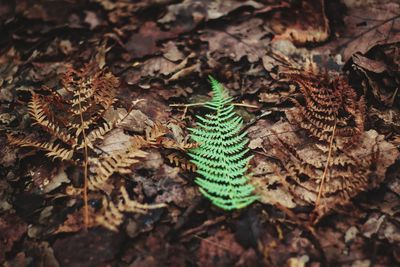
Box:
77 85 90 229
216 95 236 204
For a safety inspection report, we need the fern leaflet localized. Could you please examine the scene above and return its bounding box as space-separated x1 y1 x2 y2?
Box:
188 76 258 210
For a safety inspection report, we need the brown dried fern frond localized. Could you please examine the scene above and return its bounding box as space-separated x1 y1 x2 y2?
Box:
282 67 365 150
254 63 398 221
7 134 74 161
96 187 166 231
89 144 148 193
8 65 119 156
257 120 397 221
29 93 74 145
96 198 124 232
167 152 197 172
8 64 121 229
145 121 169 144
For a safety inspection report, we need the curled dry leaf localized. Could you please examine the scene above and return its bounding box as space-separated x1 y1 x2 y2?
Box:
351 43 400 107
125 51 197 85
271 0 330 45
142 57 181 76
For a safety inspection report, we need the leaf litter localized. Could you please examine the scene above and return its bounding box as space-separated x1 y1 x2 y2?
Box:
1 0 400 266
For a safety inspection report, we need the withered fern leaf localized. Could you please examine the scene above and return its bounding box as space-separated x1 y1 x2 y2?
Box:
188 76 258 210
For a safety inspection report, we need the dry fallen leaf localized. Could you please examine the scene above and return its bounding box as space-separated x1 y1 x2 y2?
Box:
351 43 400 107
317 0 400 61
125 21 175 58
161 41 185 62
0 213 27 262
271 0 330 45
198 229 246 267
158 0 266 25
200 18 272 63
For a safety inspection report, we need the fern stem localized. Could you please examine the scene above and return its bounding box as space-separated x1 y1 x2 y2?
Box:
77 89 89 229
315 119 337 208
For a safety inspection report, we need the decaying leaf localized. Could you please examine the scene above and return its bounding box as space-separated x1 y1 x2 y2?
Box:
0 213 27 263
200 18 272 63
3 0 400 265
351 43 400 107
198 229 251 267
53 228 122 267
125 21 176 58
271 0 330 45
160 0 266 23
318 0 400 61
55 207 98 234
30 165 70 193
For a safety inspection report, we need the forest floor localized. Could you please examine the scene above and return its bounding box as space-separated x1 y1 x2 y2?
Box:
1 0 400 266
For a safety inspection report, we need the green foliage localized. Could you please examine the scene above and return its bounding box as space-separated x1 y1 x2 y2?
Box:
188 76 258 210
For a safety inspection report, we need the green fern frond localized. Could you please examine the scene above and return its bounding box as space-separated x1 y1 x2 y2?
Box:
188 76 258 210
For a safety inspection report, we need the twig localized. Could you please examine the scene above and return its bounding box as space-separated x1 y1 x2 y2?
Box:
179 215 227 240
170 102 260 120
170 102 259 109
242 110 272 131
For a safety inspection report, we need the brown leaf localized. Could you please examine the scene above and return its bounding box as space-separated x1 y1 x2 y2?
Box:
152 164 198 208
200 18 272 63
351 43 400 106
28 163 69 193
0 213 27 262
161 41 185 62
198 229 245 267
271 0 330 45
118 109 153 133
318 1 400 61
84 11 102 30
159 0 267 26
53 228 122 267
125 21 175 58
55 207 98 234
16 1 80 24
96 128 135 155
352 53 388 73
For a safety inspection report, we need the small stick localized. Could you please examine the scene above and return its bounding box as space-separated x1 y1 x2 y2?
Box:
170 102 260 120
170 103 207 108
170 102 260 109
